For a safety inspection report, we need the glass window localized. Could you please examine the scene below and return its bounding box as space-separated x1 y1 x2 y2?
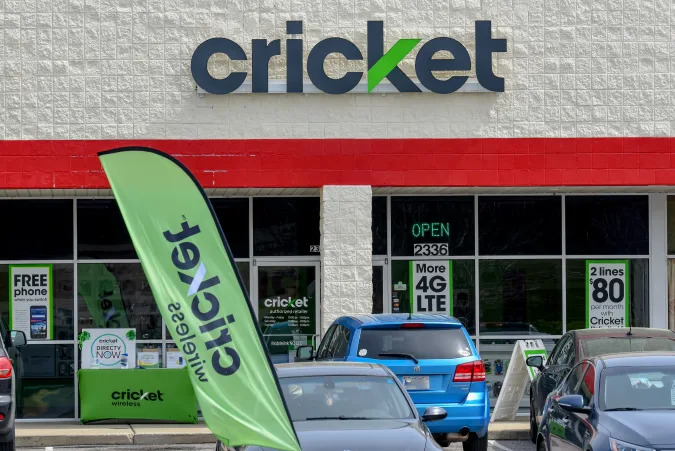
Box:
566 259 649 331
235 261 250 295
390 196 474 256
136 343 162 368
561 363 586 395
372 266 383 314
358 328 471 360
211 198 250 258
565 195 648 255
669 259 675 331
601 365 675 410
577 363 595 405
77 199 136 259
390 259 475 329
0 264 74 341
547 335 571 366
580 337 675 358
556 337 575 366
317 325 336 359
667 196 675 254
480 338 558 411
253 197 320 256
479 259 563 335
478 196 561 255
0 200 73 260
329 325 350 359
373 197 387 255
77 263 161 340
18 343 75 418
280 375 415 421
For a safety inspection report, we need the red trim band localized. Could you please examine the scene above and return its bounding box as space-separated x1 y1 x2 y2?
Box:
1 138 674 189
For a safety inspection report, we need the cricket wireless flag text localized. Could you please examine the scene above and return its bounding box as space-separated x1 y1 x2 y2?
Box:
164 220 240 382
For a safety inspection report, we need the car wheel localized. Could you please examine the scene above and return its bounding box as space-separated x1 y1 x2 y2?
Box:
462 432 488 451
0 439 15 451
530 395 538 443
537 437 547 451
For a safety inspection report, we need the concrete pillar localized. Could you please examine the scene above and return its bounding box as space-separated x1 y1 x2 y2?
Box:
320 186 373 335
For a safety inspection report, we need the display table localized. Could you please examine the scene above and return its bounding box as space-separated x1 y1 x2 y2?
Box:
78 368 198 424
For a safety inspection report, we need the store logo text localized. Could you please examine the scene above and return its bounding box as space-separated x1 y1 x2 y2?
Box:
191 20 506 95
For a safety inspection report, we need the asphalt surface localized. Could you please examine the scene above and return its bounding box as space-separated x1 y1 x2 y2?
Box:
18 440 534 451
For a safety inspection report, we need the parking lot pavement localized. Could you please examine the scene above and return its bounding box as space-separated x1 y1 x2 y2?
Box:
18 440 534 451
18 446 216 451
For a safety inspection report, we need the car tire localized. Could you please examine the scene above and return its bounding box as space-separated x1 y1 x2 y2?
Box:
537 437 547 451
0 439 15 451
462 432 488 451
530 395 538 443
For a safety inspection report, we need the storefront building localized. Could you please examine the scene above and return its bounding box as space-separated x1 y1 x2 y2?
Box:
1 0 674 420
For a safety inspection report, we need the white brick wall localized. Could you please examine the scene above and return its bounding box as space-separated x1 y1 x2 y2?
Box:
320 185 372 333
0 0 673 139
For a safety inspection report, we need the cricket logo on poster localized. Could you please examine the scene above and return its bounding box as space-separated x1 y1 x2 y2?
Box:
586 260 629 329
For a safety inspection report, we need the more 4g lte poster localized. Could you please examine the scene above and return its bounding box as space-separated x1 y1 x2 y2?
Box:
9 265 53 341
410 261 453 315
586 260 630 328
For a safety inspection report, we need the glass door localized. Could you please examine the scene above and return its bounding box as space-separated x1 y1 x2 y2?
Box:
253 262 320 364
372 258 390 314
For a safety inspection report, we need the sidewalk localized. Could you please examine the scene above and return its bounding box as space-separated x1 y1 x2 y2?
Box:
16 421 529 447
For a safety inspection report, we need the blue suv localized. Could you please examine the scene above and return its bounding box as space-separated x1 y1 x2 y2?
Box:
297 313 489 450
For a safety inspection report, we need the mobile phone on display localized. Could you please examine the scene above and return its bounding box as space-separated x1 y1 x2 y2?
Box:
30 305 48 339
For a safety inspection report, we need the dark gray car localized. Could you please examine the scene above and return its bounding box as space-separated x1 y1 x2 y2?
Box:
217 361 447 451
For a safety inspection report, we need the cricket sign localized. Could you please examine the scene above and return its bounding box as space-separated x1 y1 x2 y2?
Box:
586 260 629 329
80 328 136 369
410 261 453 315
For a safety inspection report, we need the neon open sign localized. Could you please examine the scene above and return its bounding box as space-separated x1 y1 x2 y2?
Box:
411 222 450 238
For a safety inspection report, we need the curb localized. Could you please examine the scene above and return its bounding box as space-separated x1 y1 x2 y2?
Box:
16 422 530 447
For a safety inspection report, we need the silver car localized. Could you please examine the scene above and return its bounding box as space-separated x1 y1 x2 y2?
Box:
217 361 448 451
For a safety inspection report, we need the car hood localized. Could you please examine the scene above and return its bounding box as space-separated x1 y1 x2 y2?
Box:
602 411 675 447
247 419 434 451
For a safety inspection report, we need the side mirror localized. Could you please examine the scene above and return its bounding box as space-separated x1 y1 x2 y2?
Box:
558 395 591 414
526 356 544 371
295 345 314 361
421 406 448 423
10 330 26 348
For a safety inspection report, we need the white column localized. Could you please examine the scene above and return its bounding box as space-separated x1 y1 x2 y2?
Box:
320 186 373 335
649 193 668 329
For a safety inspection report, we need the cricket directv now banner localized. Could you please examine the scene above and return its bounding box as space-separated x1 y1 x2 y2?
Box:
99 148 300 451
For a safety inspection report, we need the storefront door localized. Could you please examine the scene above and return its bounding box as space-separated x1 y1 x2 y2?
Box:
253 262 320 364
372 258 390 314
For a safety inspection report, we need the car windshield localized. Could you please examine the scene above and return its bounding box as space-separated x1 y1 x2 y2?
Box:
358 328 471 360
581 337 675 358
601 365 675 411
280 375 415 421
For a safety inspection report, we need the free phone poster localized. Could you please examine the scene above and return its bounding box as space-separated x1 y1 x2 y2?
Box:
9 265 53 341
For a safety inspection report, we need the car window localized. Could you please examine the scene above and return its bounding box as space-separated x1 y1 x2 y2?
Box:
560 362 587 396
280 375 415 421
581 337 675 358
549 335 571 365
577 363 595 406
546 335 566 365
317 325 337 359
357 327 472 360
601 365 675 411
330 326 350 359
556 336 575 366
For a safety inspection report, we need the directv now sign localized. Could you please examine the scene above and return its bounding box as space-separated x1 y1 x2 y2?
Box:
191 21 506 95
